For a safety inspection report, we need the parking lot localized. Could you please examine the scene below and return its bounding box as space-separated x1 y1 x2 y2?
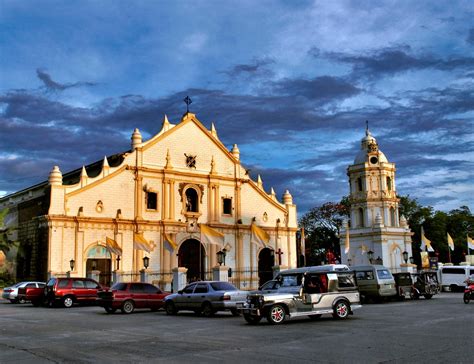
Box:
0 293 472 363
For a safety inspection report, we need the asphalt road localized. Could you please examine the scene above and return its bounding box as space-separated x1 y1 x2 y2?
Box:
0 293 472 364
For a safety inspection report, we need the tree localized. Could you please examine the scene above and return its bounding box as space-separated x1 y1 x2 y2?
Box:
299 198 350 265
0 208 11 255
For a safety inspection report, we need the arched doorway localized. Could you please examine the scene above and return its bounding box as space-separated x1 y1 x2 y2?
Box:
258 248 275 286
86 245 112 286
178 239 205 282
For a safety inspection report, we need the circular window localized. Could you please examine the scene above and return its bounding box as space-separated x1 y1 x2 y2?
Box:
370 156 378 164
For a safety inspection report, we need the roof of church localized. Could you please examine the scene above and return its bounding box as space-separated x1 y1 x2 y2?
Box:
353 128 389 164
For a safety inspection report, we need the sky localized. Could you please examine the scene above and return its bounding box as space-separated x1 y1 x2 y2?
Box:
0 0 473 217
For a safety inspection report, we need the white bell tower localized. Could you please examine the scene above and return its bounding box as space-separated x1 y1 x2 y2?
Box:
340 124 413 272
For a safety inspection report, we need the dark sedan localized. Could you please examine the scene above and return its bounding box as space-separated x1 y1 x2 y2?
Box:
164 281 247 317
98 282 170 314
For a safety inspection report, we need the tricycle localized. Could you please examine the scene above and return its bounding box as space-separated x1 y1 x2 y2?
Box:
412 270 440 299
393 272 414 300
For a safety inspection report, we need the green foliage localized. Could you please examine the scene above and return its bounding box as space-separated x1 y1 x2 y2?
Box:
299 198 350 265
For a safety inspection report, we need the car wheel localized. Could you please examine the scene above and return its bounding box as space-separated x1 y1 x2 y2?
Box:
63 296 74 308
333 300 350 320
121 300 135 314
165 301 177 315
424 294 433 300
104 306 116 314
230 308 240 317
18 297 26 304
308 314 322 320
463 292 470 304
244 314 262 325
201 302 215 317
267 304 286 325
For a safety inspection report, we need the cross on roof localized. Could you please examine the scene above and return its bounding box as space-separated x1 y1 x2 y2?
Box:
183 96 192 113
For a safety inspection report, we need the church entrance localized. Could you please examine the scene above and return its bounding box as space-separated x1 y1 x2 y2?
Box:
178 239 205 282
258 248 275 286
86 245 112 286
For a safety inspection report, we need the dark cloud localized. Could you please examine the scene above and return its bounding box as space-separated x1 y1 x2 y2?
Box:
36 69 96 91
225 58 275 78
467 28 474 45
321 47 474 78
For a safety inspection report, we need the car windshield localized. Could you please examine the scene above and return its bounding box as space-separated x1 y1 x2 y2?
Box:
210 282 237 291
279 274 301 287
377 269 393 279
13 282 23 288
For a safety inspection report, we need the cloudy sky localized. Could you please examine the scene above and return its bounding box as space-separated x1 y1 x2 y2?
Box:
1 0 473 216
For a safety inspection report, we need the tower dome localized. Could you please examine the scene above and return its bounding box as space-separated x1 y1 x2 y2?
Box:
354 126 388 164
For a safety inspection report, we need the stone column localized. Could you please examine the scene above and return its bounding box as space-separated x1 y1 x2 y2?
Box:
212 265 229 282
172 267 188 293
112 270 122 284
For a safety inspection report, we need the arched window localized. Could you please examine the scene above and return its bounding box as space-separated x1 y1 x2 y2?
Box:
358 208 364 227
357 177 363 192
390 207 396 227
185 188 198 212
386 176 392 191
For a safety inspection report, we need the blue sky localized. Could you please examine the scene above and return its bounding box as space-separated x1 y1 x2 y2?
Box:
0 0 473 216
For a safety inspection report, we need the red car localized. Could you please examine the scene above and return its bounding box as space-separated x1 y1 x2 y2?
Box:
44 277 104 308
97 282 170 314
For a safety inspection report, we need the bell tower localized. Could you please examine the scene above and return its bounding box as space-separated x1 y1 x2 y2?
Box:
340 124 413 272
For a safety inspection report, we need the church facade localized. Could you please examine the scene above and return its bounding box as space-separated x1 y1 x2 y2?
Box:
339 127 413 272
0 112 298 290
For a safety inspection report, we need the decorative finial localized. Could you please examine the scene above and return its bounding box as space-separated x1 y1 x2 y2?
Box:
365 120 369 136
183 96 192 113
210 156 216 174
211 122 219 139
165 149 173 169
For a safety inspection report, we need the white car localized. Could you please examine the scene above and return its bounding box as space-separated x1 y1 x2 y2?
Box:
2 281 45 303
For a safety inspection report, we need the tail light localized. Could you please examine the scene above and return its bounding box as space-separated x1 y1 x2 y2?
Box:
4 289 13 293
220 295 231 301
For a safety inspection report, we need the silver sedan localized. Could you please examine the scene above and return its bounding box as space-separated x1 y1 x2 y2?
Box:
164 281 247 317
2 281 45 303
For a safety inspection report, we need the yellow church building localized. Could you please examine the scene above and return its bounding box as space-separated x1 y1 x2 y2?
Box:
0 112 298 290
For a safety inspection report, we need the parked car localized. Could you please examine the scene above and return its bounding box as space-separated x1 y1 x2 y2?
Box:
438 265 474 292
412 270 440 299
393 272 414 300
44 277 104 308
2 281 45 303
352 265 397 302
238 267 361 325
164 281 247 317
98 282 170 314
17 282 47 306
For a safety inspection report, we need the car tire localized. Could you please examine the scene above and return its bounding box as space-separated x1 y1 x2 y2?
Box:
63 296 74 308
104 306 116 314
308 314 322 320
333 300 350 320
267 304 286 325
18 297 26 304
244 314 262 325
121 300 135 314
424 294 433 300
165 301 178 315
201 302 215 317
230 308 240 317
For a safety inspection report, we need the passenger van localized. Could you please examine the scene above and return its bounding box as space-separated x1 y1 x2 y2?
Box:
352 265 397 301
439 265 474 292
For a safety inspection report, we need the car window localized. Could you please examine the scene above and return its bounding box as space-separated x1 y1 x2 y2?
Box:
84 280 99 289
377 269 393 279
194 284 209 293
72 280 85 288
144 284 160 294
279 274 301 287
210 282 237 291
260 280 279 290
13 282 23 288
26 283 37 288
38 283 46 288
47 279 56 287
183 284 196 294
111 283 127 291
338 273 356 288
356 271 374 280
130 283 144 293
58 279 70 288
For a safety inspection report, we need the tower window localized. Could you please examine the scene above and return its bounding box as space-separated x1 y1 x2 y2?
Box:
370 156 378 164
185 188 198 212
386 177 392 191
358 208 364 227
390 207 396 227
222 198 232 215
146 192 158 210
357 177 363 192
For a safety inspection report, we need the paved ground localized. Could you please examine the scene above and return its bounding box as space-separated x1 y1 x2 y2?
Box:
0 293 472 363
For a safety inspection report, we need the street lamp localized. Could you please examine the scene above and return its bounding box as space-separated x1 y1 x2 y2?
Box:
402 251 408 264
143 256 150 270
409 256 414 265
216 250 226 266
367 250 374 264
116 255 121 270
69 259 75 271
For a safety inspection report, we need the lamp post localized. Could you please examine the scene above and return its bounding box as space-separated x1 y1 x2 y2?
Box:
347 258 352 266
116 255 121 270
402 251 408 264
69 259 75 272
143 256 150 270
409 256 414 265
216 250 226 266
367 250 374 264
